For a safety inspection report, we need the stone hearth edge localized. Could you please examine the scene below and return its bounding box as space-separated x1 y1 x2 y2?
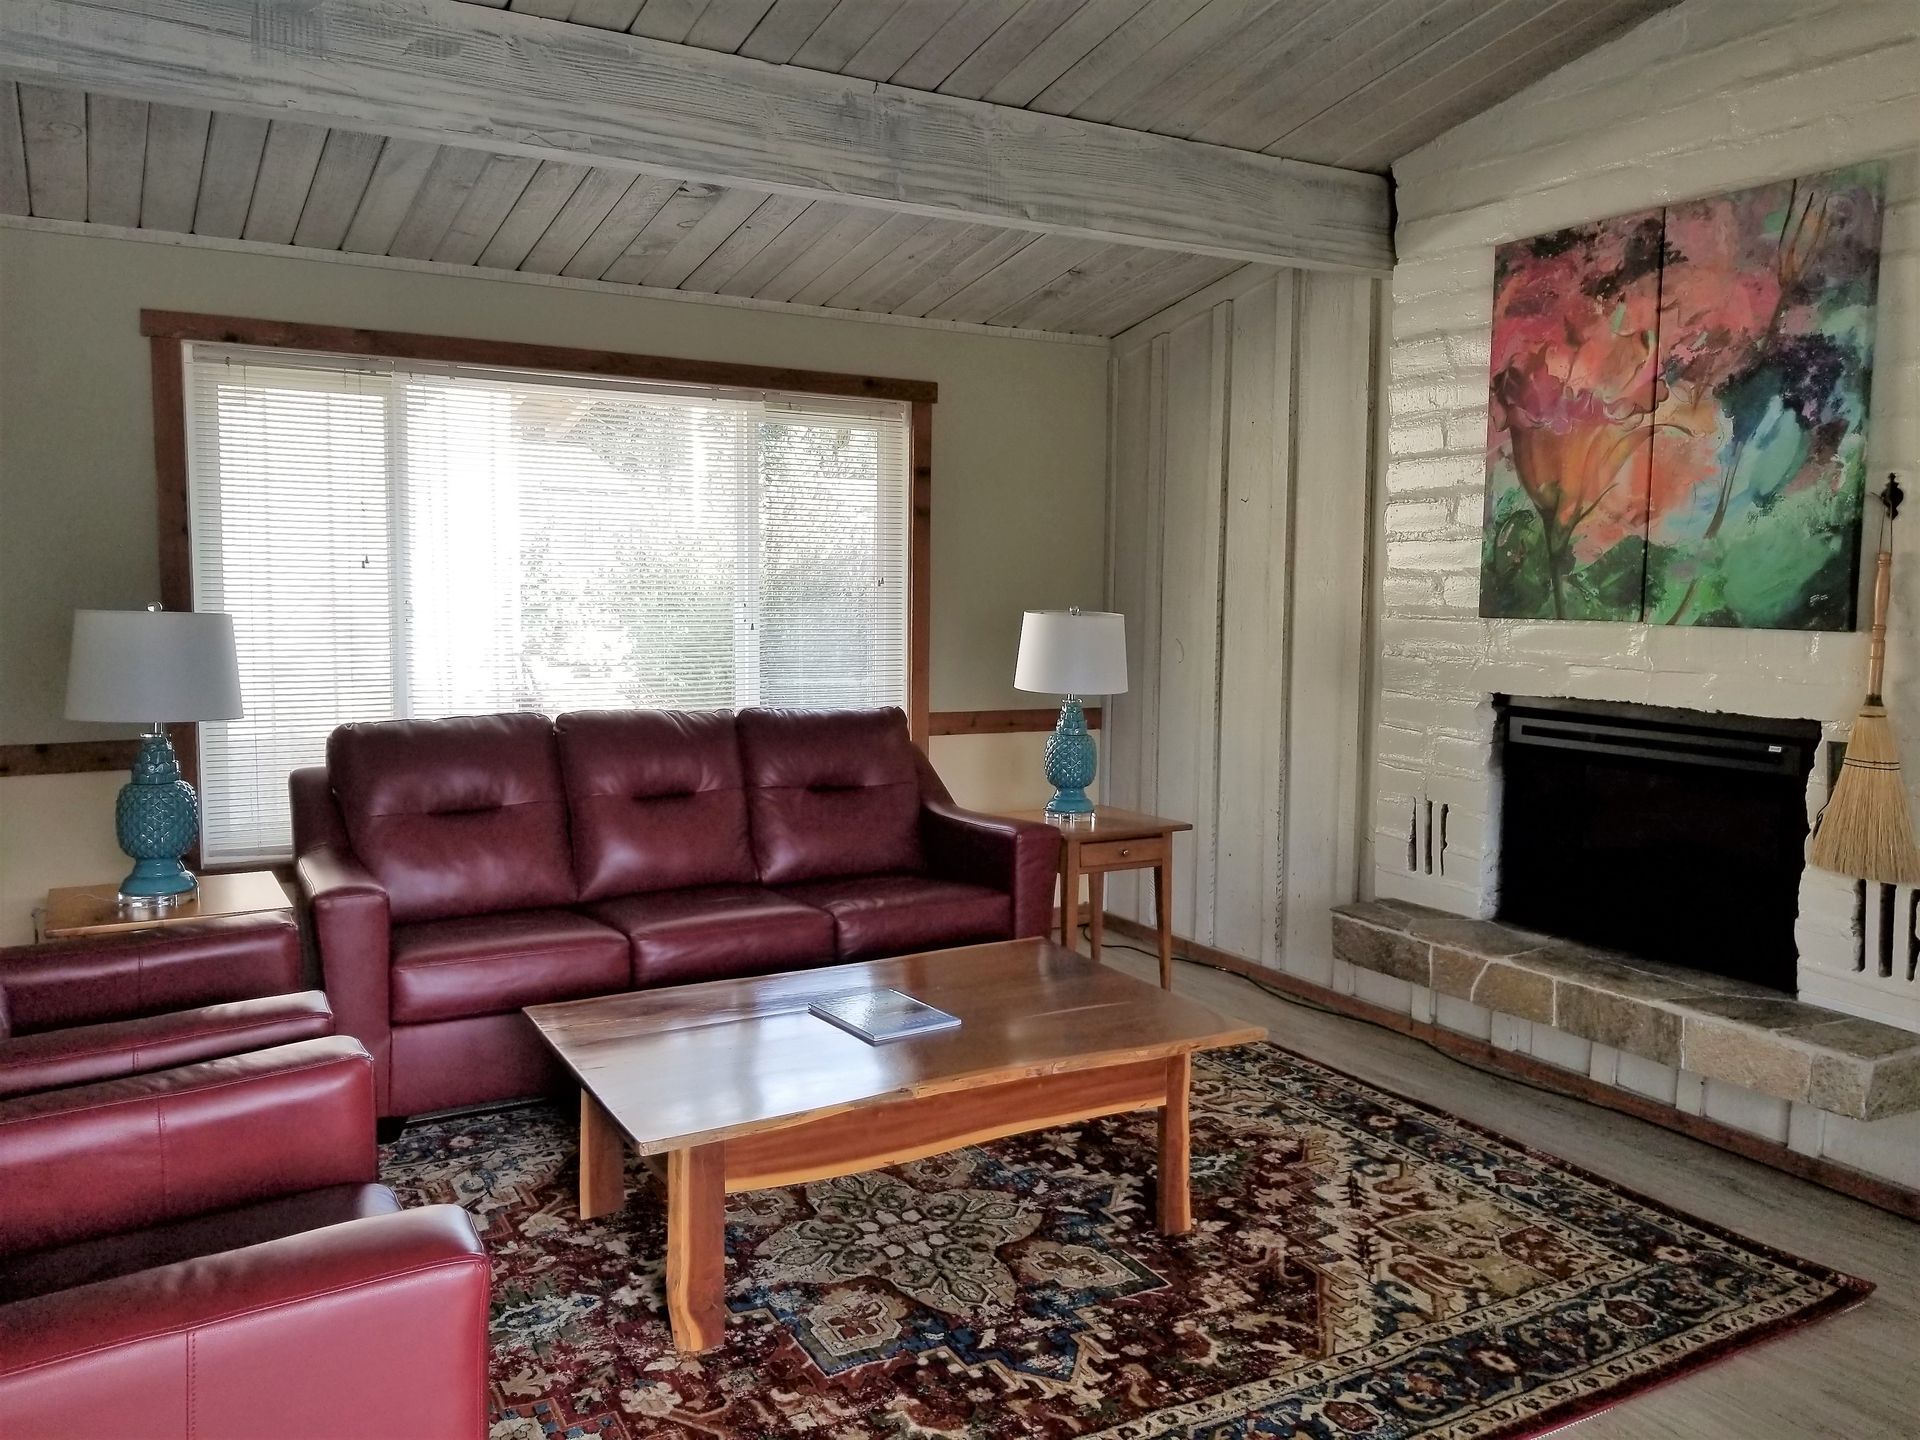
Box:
1331 900 1920 1122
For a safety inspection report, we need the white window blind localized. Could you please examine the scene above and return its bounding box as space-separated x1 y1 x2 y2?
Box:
184 343 911 865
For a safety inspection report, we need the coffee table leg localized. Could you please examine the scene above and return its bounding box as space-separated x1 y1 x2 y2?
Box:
579 1091 627 1221
666 1143 727 1353
1158 1053 1192 1236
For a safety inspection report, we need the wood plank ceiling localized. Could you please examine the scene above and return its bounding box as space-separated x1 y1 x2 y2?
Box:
0 0 1678 338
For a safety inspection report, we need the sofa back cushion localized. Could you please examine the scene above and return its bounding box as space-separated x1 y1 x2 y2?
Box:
328 713 576 924
737 707 924 884
555 709 756 901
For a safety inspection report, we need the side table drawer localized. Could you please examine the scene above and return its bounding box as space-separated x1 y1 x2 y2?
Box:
1079 836 1166 870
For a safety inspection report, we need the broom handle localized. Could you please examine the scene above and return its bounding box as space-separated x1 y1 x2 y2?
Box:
1868 548 1892 702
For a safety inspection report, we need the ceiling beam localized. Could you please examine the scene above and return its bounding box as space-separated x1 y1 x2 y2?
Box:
0 0 1394 273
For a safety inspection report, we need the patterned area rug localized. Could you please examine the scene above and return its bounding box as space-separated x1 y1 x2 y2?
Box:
380 1042 1869 1439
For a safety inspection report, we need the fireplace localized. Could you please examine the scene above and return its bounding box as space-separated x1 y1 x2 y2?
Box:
1494 697 1821 994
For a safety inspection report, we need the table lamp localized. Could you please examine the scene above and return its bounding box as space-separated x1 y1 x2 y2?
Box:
1014 608 1128 818
65 606 243 905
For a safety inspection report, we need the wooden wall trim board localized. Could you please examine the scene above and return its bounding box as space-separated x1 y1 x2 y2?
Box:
0 0 1393 273
908 400 933 748
1101 912 1920 1225
138 310 939 403
928 709 1101 737
0 215 1110 349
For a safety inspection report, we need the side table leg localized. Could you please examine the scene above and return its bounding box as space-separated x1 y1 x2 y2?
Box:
1061 848 1081 953
666 1143 728 1352
1158 1053 1192 1235
579 1090 627 1220
1088 872 1105 962
1154 859 1174 989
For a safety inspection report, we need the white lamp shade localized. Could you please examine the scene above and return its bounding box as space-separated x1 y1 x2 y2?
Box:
1013 610 1128 696
66 609 243 723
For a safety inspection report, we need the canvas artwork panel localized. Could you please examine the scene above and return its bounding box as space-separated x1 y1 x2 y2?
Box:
1480 163 1885 628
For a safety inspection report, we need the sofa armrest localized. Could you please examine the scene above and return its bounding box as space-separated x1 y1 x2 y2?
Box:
921 802 1062 939
0 1035 376 1259
296 845 396 1114
0 915 302 1034
0 1205 489 1440
0 991 334 1100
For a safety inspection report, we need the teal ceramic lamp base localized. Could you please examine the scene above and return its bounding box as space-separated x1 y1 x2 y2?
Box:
1043 696 1098 818
114 729 200 902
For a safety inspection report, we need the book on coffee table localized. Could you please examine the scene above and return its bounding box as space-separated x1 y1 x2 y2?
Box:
807 988 960 1044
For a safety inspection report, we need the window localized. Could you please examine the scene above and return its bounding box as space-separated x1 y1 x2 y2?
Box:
182 342 913 864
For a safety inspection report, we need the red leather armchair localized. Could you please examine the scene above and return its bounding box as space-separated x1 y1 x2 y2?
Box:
0 1035 490 1440
0 916 331 1098
294 706 1061 1118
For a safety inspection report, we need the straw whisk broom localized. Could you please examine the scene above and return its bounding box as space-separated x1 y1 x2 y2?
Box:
1810 475 1920 884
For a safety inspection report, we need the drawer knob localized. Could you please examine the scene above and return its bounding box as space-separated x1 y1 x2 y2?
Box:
1119 847 1131 857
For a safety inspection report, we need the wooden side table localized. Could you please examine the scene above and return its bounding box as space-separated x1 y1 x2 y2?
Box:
38 870 292 941
1001 807 1192 988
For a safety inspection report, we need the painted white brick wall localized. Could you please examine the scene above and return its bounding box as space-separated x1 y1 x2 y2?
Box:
1365 0 1920 1189
1377 0 1920 1040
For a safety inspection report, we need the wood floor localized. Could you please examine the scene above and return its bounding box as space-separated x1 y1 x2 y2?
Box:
1095 941 1918 1440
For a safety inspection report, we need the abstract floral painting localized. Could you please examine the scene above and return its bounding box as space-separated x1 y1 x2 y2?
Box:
1481 164 1885 628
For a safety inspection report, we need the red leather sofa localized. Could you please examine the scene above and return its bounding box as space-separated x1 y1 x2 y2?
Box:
0 915 331 1098
294 706 1061 1118
0 1033 490 1439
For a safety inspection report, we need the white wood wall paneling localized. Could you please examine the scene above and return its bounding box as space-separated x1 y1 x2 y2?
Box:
338 136 438 254
191 111 269 239
686 0 780 53
385 145 490 260
18 85 86 222
1155 306 1228 945
83 93 146 228
0 0 1392 271
842 1 967 84
292 129 385 250
0 85 27 216
1213 273 1295 965
557 175 680 279
515 167 635 274
681 191 812 292
241 120 329 244
983 0 1153 108
432 152 541 264
888 228 1039 318
1279 271 1375 982
739 0 841 64
472 159 592 270
710 197 842 296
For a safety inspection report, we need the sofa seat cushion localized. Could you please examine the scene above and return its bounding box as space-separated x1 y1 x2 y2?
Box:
0 1183 400 1303
584 886 837 987
390 910 629 1024
776 875 1012 961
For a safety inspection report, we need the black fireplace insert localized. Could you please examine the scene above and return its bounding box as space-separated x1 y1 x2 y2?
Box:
1494 696 1820 995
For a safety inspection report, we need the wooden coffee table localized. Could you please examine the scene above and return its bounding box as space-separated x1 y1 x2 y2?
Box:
525 937 1263 1353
